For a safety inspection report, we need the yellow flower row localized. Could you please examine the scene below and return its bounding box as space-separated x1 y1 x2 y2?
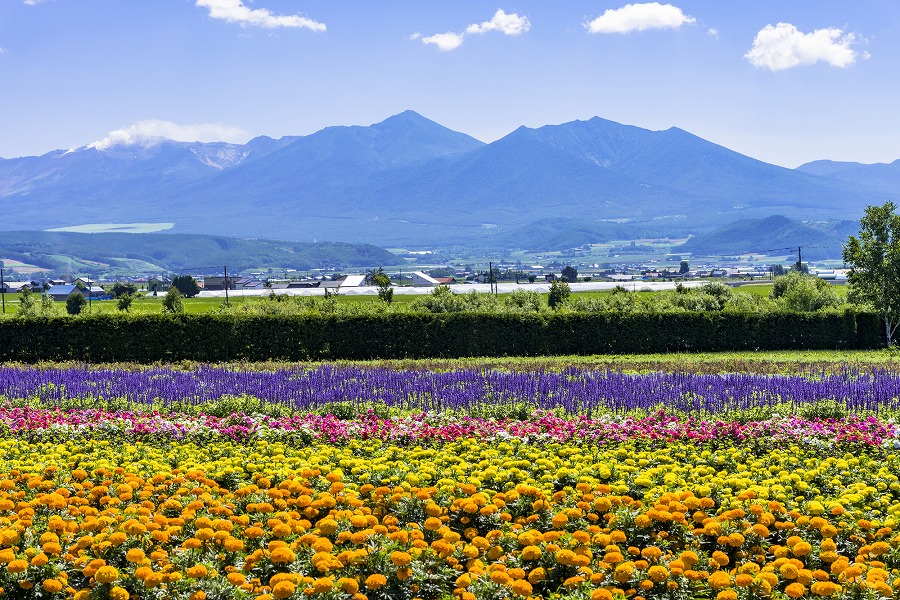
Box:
0 438 897 599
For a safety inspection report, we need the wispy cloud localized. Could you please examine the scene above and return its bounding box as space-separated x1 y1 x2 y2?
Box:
196 0 325 31
23 0 48 5
745 23 865 71
414 9 530 52
465 10 531 36
585 2 695 34
707 28 720 39
86 120 248 150
0 47 6 55
410 32 465 52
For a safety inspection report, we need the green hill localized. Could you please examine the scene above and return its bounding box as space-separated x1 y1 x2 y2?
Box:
0 231 396 278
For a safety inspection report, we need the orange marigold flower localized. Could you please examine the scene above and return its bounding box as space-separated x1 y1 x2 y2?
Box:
270 547 296 564
365 574 387 590
785 583 806 598
272 581 296 599
511 580 532 597
390 551 412 567
42 579 64 593
94 566 120 584
109 586 129 600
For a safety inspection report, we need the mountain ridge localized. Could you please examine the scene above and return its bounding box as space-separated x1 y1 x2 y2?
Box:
0 111 893 249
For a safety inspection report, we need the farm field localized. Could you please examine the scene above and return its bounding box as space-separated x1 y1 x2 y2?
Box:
1 355 900 599
0 283 848 317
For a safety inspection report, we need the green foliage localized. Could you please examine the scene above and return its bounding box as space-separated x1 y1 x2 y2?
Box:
548 279 570 310
561 265 578 282
771 272 840 312
117 293 134 312
65 290 87 316
162 286 185 314
843 201 900 347
17 287 58 319
110 282 138 298
0 310 884 362
371 269 394 304
172 275 201 298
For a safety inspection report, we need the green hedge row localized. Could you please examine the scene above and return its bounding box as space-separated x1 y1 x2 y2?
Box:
0 310 886 362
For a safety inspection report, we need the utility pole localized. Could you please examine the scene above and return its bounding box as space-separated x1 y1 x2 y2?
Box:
797 246 803 272
1 267 5 314
223 265 230 306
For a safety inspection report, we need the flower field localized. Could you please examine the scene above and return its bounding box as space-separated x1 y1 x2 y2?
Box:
1 362 900 599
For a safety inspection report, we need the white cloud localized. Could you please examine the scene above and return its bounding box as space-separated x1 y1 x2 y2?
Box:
23 0 47 4
585 2 695 34
0 47 5 54
707 28 719 39
745 22 862 71
414 9 530 51
416 32 465 52
465 9 531 36
87 120 248 150
196 0 325 31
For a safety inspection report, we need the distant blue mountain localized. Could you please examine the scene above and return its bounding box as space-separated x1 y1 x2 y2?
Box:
0 111 891 248
796 159 900 197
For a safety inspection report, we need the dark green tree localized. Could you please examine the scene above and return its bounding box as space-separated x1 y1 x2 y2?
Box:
843 201 900 347
548 279 571 309
679 260 690 275
111 282 138 299
66 290 87 315
172 275 201 298
561 265 578 283
372 269 393 304
162 286 185 314
117 293 134 312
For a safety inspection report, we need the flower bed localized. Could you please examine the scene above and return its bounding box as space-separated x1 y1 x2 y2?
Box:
0 433 899 599
2 407 898 449
4 365 900 416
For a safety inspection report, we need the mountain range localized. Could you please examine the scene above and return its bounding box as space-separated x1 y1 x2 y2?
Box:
1 111 895 251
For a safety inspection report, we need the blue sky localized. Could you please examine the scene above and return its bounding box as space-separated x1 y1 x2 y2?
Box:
1 1 897 167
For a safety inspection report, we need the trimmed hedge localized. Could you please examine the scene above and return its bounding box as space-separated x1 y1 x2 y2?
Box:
0 310 886 362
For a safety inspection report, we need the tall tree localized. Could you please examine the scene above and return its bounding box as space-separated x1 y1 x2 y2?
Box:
172 275 201 298
843 201 900 347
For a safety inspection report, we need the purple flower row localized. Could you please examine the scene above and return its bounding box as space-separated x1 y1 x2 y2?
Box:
3 364 900 414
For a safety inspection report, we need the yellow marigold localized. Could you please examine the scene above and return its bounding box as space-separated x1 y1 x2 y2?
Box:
712 551 730 566
641 546 663 561
94 566 120 584
735 574 753 587
780 563 799 579
490 570 511 585
125 548 145 564
337 577 359 594
648 566 669 582
708 571 731 589
528 567 547 584
6 559 27 574
272 581 296 599
793 542 812 557
31 553 49 567
186 565 208 578
614 563 634 584
364 574 387 590
511 580 532 597
810 581 841 596
270 547 296 565
521 545 542 561
109 586 129 600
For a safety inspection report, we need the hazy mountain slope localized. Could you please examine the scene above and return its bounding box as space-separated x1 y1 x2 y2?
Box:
0 231 396 275
797 159 900 196
675 215 850 260
0 111 887 249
